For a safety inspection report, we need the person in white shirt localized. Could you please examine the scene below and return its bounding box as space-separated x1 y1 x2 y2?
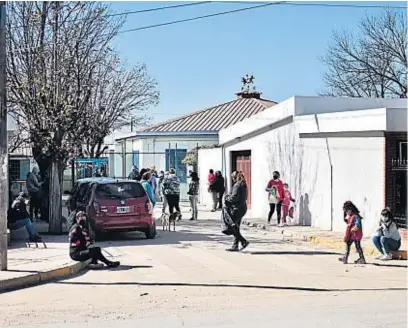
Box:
372 207 401 261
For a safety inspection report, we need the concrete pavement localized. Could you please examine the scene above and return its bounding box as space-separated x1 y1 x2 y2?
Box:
1 221 90 293
1 209 406 327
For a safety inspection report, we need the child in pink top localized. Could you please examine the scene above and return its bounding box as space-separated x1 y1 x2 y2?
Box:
208 169 215 184
282 183 295 225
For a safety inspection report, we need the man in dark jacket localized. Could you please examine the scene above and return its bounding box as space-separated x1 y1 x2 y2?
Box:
8 192 42 242
224 171 249 252
26 166 42 220
210 171 225 211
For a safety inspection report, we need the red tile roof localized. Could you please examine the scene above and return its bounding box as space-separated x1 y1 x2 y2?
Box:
140 97 277 133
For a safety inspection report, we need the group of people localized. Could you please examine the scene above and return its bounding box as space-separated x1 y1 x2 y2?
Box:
207 169 225 212
128 165 187 219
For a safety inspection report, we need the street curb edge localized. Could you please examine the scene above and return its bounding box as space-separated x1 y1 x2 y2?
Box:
242 220 407 260
0 260 91 294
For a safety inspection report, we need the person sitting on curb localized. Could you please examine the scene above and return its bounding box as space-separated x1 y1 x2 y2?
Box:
372 207 401 261
7 192 42 242
69 211 120 269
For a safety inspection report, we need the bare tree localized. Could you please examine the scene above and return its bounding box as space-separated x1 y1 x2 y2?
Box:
321 9 407 98
80 54 159 158
6 1 129 232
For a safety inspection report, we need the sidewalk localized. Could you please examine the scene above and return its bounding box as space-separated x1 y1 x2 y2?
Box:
240 217 407 260
0 221 90 293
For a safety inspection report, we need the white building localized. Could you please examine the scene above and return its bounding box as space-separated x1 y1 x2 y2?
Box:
114 91 276 199
198 96 407 233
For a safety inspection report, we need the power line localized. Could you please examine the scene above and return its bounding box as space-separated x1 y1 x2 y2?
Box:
225 1 407 9
118 2 283 34
117 1 406 34
7 2 214 29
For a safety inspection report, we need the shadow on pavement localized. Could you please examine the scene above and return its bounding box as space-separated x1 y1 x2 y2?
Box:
55 280 407 293
248 250 341 256
100 265 153 272
371 263 408 268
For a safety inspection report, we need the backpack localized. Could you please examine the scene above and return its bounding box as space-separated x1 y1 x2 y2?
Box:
269 186 279 204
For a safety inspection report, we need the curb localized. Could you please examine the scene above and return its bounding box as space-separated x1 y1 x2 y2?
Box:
242 219 407 260
0 259 91 294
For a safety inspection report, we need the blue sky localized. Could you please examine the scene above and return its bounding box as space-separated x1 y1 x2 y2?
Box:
110 1 406 123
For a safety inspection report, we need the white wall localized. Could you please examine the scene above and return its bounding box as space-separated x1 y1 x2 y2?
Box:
294 96 406 116
387 108 408 132
297 108 387 134
224 121 299 221
300 137 385 234
221 102 389 234
197 147 223 207
223 121 385 234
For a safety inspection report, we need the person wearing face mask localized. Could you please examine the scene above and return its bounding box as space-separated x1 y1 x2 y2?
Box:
7 192 42 242
372 207 401 260
69 211 120 269
266 171 284 226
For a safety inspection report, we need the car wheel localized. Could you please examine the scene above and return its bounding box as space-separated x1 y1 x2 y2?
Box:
145 222 157 239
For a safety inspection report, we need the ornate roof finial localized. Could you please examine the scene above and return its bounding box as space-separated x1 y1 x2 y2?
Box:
237 74 261 99
241 74 255 92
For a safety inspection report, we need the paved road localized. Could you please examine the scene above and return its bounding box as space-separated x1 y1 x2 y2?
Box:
1 216 406 328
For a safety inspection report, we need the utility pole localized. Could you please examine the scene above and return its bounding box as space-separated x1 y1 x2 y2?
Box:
49 1 62 234
0 1 8 271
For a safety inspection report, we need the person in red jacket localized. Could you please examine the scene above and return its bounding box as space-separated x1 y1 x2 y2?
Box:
339 201 366 264
265 171 284 226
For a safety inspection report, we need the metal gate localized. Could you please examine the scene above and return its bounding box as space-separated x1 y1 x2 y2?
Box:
392 159 407 229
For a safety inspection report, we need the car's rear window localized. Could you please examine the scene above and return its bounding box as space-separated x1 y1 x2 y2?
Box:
95 182 146 199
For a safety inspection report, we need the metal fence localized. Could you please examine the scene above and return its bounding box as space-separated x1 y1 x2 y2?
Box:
391 159 407 229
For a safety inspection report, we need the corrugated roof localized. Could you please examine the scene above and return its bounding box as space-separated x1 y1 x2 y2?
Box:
140 97 277 133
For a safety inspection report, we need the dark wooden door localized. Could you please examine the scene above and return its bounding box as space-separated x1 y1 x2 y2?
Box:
235 154 251 209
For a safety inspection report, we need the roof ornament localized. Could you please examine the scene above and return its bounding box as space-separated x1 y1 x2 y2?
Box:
241 74 256 93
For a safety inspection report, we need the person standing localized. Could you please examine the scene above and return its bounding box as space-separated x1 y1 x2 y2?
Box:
160 171 169 214
163 168 181 218
187 171 200 221
282 183 295 226
210 171 225 211
141 172 156 207
26 166 42 221
150 168 158 197
339 201 366 264
266 171 284 226
225 171 249 252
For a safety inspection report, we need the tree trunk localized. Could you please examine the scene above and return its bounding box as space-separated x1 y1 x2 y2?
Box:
48 159 62 234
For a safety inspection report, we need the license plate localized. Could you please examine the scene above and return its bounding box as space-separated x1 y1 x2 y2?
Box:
117 206 130 214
